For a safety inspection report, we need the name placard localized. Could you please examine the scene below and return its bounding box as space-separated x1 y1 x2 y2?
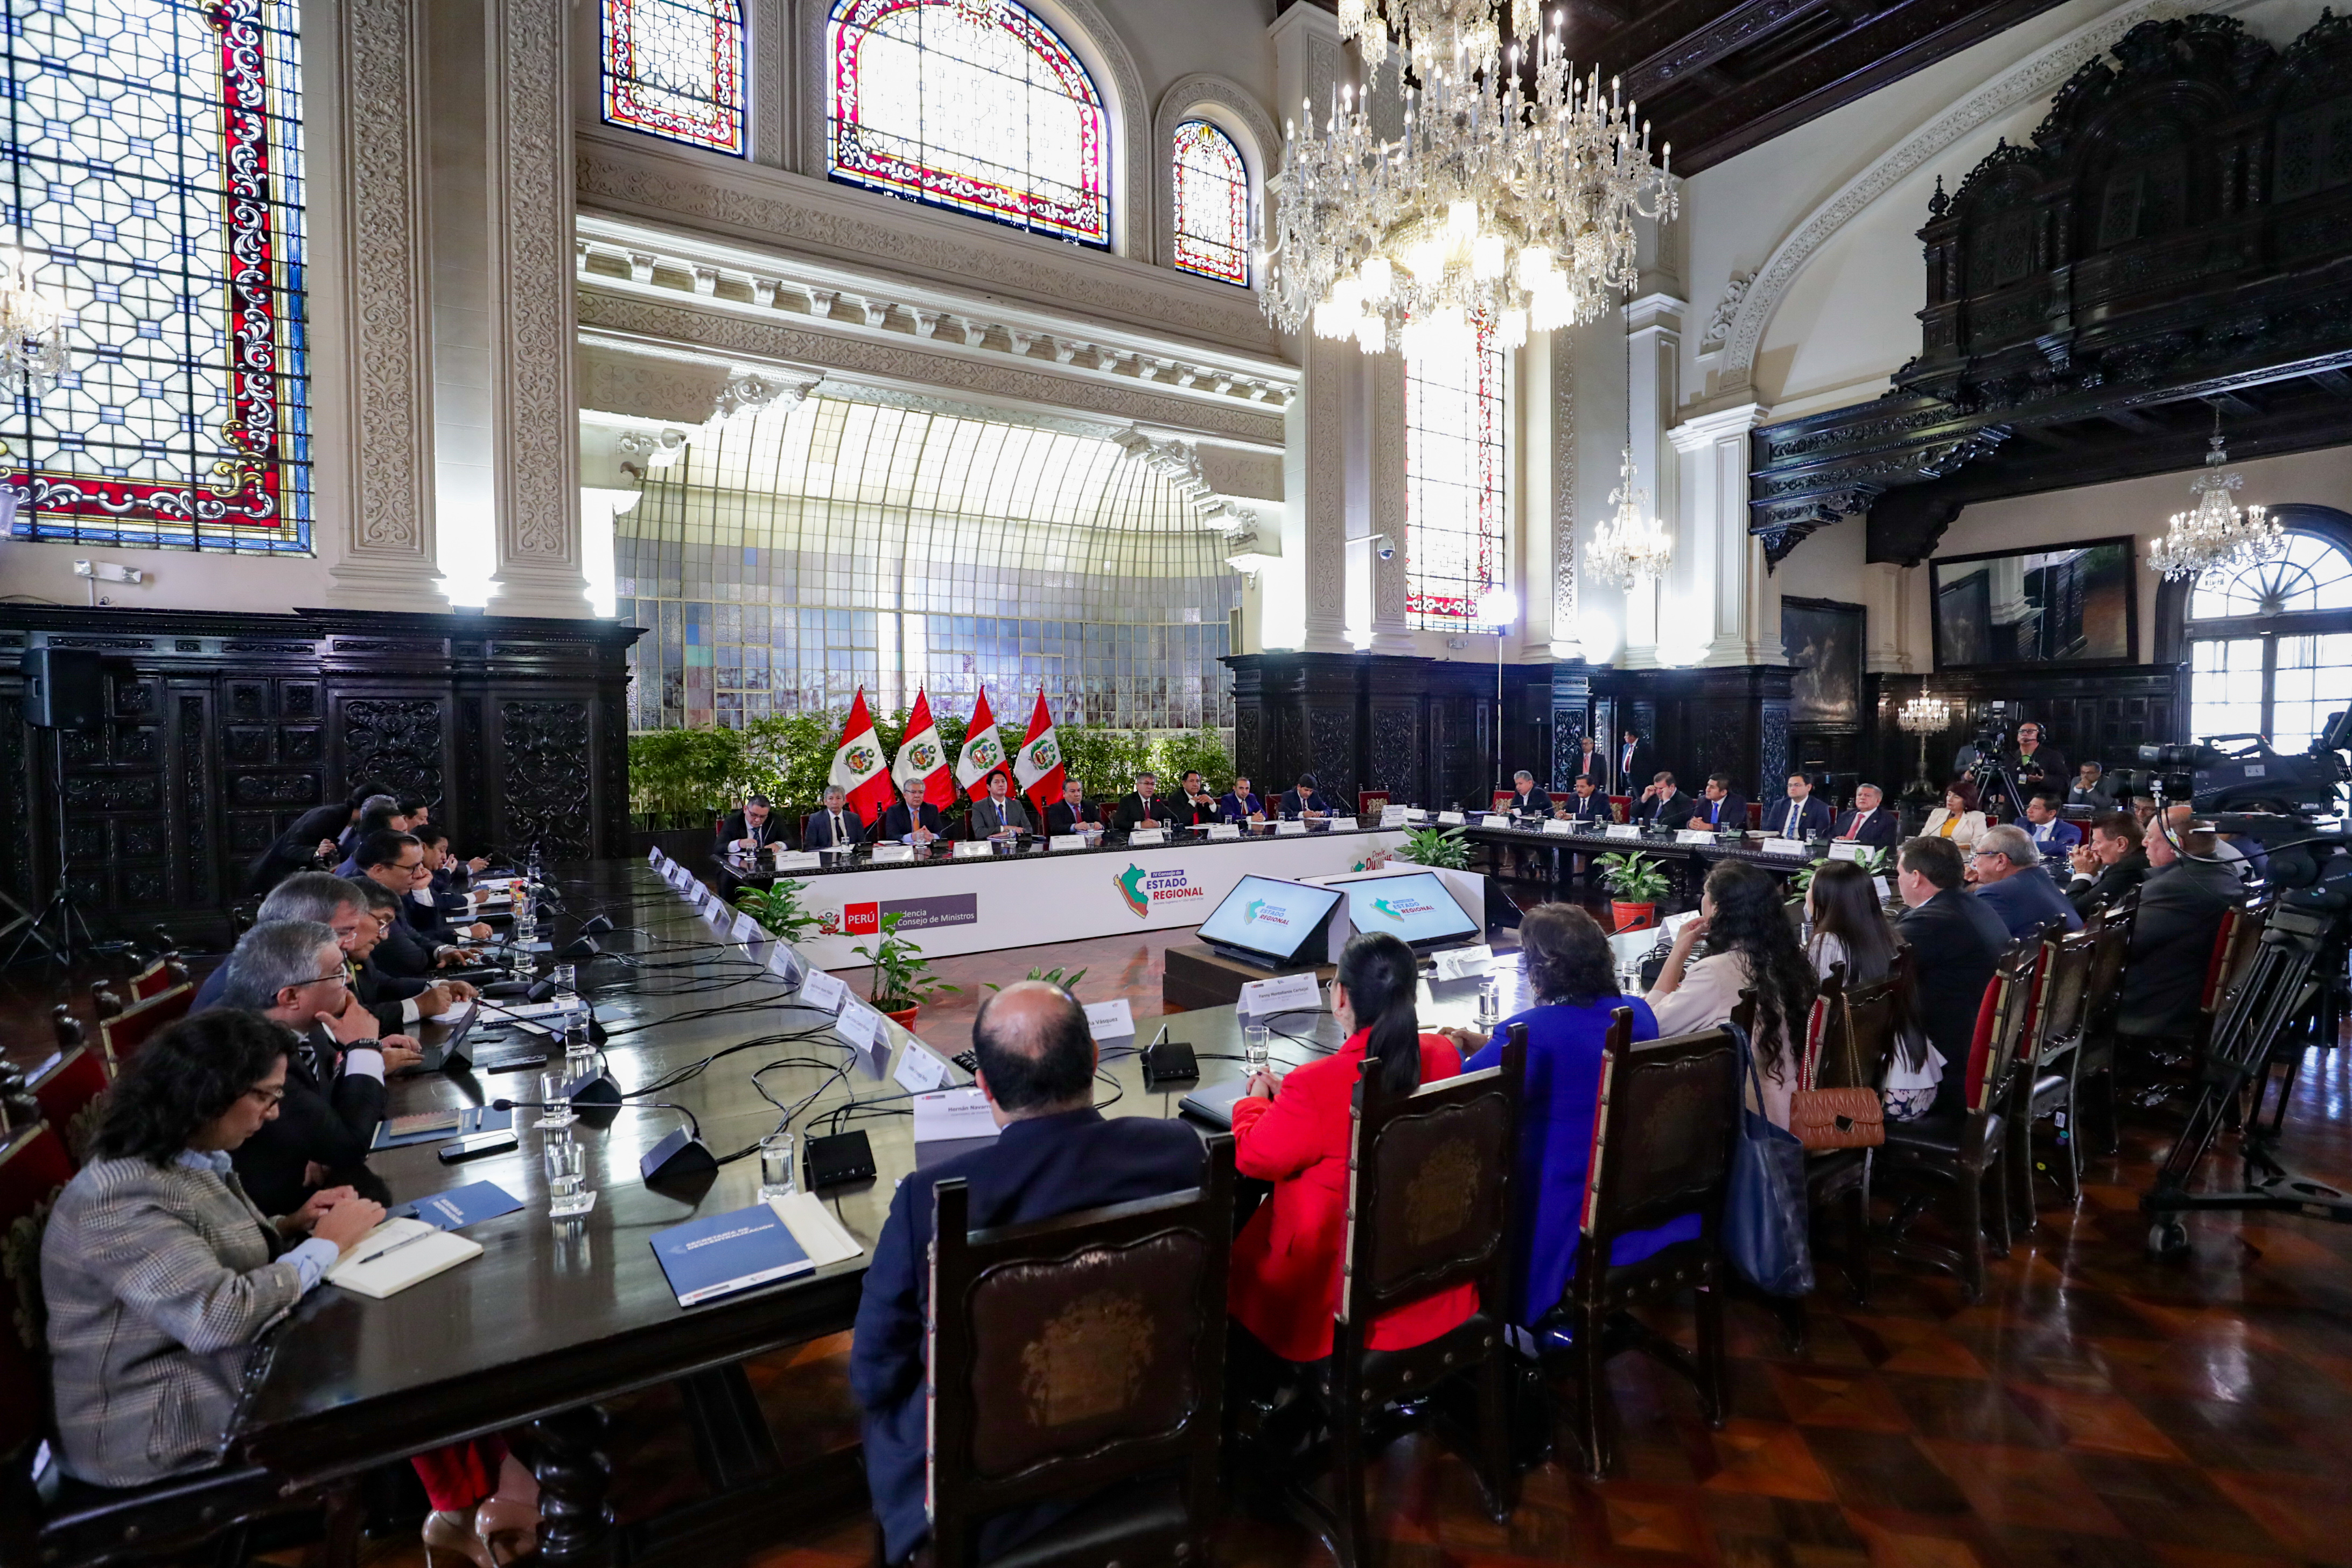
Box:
1275 819 1307 836
1437 810 1467 826
1129 828 1167 846
1237 970 1322 1019
1873 877 1892 901
893 1040 954 1094
1206 823 1240 841
1051 835 1090 851
770 851 820 873
870 843 916 864
953 839 994 859
731 912 764 943
1762 838 1810 858
1327 815 1358 832
836 1001 885 1075
1541 818 1574 836
1605 823 1642 842
1433 943 1495 981
1675 829 1717 845
1083 998 1136 1039
1826 841 1867 862
800 968 849 1015
1380 804 1409 827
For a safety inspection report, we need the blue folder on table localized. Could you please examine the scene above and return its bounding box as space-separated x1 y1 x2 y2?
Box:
370 1105 512 1151
399 1180 525 1231
650 1203 815 1307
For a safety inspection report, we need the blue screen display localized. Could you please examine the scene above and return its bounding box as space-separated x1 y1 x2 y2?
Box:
1339 872 1479 947
1195 876 1344 961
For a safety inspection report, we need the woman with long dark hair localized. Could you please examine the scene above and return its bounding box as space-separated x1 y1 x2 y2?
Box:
1440 904 1693 1328
1804 859 1899 985
1227 932 1477 1361
1648 860 1819 1130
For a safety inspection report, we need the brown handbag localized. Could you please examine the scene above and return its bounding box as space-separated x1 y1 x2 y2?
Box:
1789 992 1884 1151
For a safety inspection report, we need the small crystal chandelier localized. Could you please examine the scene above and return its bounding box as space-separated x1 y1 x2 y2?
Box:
1263 0 1675 355
1585 446 1672 590
0 247 67 394
1896 694 1949 797
2147 404 2283 581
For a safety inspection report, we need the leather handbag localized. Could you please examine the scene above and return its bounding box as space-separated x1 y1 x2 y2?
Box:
1789 992 1884 1152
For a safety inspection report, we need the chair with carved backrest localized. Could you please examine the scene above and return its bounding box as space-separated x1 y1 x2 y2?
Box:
125 954 188 1004
29 1049 111 1170
1800 951 1913 1306
1544 1011 1742 1479
2010 921 2099 1223
2072 899 2137 1156
1278 1026 1525 1567
1877 942 2040 1302
923 1137 1235 1568
97 985 194 1081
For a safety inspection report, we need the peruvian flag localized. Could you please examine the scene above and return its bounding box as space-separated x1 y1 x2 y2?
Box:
892 690 954 808
955 687 1006 802
1013 689 1066 809
830 689 895 822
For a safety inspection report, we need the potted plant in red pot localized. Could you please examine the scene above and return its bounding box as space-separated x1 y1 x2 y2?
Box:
1595 851 1671 935
855 910 959 1030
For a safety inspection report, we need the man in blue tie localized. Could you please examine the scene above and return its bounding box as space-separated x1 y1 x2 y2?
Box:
1686 773 1749 832
1771 773 1834 841
2021 792 2083 861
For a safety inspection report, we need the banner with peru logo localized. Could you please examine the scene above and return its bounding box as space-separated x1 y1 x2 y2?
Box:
955 687 1005 802
829 688 895 823
891 689 954 808
1012 688 1066 809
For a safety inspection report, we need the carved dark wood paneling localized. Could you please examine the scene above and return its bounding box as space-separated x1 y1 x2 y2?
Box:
499 700 595 860
1368 705 1417 795
1307 706 1356 800
1233 705 1263 784
340 697 449 805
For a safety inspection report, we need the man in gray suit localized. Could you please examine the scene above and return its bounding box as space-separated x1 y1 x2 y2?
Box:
968 768 1034 838
804 784 864 850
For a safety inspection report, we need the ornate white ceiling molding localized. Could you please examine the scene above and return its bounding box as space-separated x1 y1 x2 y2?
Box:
1109 428 1258 531
575 131 1281 356
1712 0 2252 399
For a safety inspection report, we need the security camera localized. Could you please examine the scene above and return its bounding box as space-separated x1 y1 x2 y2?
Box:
1373 533 1396 561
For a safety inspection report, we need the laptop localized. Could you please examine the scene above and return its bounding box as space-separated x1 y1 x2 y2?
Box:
1177 1076 1252 1129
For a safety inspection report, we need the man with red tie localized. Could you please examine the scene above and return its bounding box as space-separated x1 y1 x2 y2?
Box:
1831 783 1902 849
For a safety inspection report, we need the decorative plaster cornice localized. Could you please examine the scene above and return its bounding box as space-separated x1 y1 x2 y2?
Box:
1669 402 1769 451
1714 0 2255 395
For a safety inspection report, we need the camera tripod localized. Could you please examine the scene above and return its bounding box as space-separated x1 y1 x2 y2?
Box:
2142 892 2352 1257
1 731 106 969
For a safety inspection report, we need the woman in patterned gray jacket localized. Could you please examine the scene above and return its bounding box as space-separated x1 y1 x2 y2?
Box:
41 1010 384 1488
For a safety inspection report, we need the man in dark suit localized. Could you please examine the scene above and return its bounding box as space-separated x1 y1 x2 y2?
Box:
335 794 404 861
718 795 787 856
2117 821 2245 1037
1043 777 1101 836
1968 825 2082 940
1563 774 1609 823
2067 761 2116 811
355 831 489 949
851 983 1204 1567
1831 783 1902 849
1765 774 1835 841
1894 836 2017 1117
1171 771 1222 828
1635 771 1693 830
1615 729 1651 793
212 919 417 1213
1112 772 1178 835
804 785 864 850
1686 774 1748 833
870 778 947 849
1572 735 1607 793
195 872 370 1013
1216 775 1265 825
2020 792 2082 861
968 769 1035 837
1502 769 1551 820
2064 814 2147 917
349 881 471 1034
244 778 391 895
1277 773 1333 820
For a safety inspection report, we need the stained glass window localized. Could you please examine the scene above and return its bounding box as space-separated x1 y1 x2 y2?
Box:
1171 119 1246 285
1405 320 1509 629
827 0 1109 248
1 0 309 554
600 0 746 156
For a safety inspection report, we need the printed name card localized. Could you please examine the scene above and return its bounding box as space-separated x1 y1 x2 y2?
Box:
800 968 849 1015
1084 999 1136 1039
836 1001 888 1077
1675 828 1717 845
893 1040 955 1094
1380 804 1409 827
1129 828 1168 846
1207 823 1241 841
1437 810 1467 825
1762 838 1810 858
768 943 805 983
1051 835 1090 851
1275 819 1307 836
647 847 663 864
953 839 995 859
870 843 916 864
770 851 821 873
1541 818 1574 836
1605 823 1642 841
1826 841 1868 862
1237 970 1323 1020
731 912 762 943
1327 816 1359 832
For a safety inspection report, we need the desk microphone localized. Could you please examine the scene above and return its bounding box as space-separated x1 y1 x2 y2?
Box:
491 1096 715 1183
1141 1024 1197 1086
464 985 607 1046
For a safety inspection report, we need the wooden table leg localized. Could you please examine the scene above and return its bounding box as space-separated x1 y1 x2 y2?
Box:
531 1404 612 1562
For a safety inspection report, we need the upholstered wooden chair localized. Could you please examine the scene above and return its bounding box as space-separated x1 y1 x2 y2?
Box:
2011 922 2099 1222
29 1049 110 1168
125 954 188 1003
97 985 194 1079
1544 1011 1742 1478
2071 901 2136 1156
1802 954 1912 1305
922 1137 1236 1568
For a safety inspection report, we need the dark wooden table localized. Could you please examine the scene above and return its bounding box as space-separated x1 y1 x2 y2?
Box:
1460 820 1843 903
228 860 1517 1565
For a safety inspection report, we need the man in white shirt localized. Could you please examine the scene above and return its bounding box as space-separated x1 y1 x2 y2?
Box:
1831 783 1901 848
1771 774 1833 841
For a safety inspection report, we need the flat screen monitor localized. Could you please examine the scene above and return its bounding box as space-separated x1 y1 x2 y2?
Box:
1337 871 1480 951
1194 875 1345 969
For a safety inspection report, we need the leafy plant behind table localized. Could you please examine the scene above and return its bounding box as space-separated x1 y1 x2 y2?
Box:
1397 825 1471 870
1153 727 1235 795
1791 848 1888 893
628 726 752 824
855 911 961 1012
732 879 821 944
1597 851 1671 905
984 963 1090 994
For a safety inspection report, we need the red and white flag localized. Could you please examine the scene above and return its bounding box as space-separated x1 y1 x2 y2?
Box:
891 690 954 808
830 689 895 823
1013 689 1066 809
955 687 1006 802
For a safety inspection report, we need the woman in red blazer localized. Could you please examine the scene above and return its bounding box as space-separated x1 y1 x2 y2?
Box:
1228 932 1478 1362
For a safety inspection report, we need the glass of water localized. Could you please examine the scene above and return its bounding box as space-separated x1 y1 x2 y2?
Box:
545 1140 594 1219
759 1131 798 1201
1243 1024 1271 1077
537 1069 574 1129
1478 977 1502 1027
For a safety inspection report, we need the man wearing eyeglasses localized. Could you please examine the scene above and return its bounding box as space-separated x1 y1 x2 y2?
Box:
212 918 419 1214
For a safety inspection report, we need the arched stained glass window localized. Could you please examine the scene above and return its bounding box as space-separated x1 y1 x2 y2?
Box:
2 0 310 554
1172 119 1247 285
600 0 747 156
2188 527 2352 757
827 0 1110 249
1405 319 1509 630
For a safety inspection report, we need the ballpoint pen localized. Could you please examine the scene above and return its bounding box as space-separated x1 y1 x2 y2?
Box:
353 1227 437 1268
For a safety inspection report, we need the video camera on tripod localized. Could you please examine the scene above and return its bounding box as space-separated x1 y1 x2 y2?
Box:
2136 706 2352 1258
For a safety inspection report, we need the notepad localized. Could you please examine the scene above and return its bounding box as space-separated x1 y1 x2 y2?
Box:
384 1110 462 1139
766 1191 864 1268
325 1217 484 1300
650 1204 815 1307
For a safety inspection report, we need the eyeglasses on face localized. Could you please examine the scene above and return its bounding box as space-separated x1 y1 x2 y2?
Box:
244 1084 286 1109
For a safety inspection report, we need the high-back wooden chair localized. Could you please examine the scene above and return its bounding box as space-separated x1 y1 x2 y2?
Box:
0 1122 74 1468
1802 953 1912 1305
97 985 194 1080
29 1049 110 1168
2011 922 2100 1221
924 1138 1236 1568
2073 901 2137 1157
1879 943 2040 1301
1546 1011 1742 1477
1293 1027 1525 1564
125 955 188 1003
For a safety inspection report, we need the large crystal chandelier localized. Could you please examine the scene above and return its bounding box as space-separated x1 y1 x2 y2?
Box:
0 248 66 394
1263 0 1676 356
2147 406 2282 581
1584 446 1672 589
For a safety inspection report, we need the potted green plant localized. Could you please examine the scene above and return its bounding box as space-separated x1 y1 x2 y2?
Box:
854 911 960 1028
984 963 1089 995
1397 824 1471 869
1792 846 1889 894
732 879 820 945
1596 851 1671 934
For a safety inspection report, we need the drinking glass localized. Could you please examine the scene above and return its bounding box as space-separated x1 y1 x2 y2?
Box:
545 1140 594 1219
1243 1025 1271 1076
759 1131 798 1201
1478 977 1502 1027
537 1069 574 1129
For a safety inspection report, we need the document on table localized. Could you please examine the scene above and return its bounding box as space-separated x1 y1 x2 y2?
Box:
912 1087 998 1144
326 1219 482 1300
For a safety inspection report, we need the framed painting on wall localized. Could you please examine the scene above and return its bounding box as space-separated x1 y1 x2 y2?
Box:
1930 537 2137 670
1782 598 1865 729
